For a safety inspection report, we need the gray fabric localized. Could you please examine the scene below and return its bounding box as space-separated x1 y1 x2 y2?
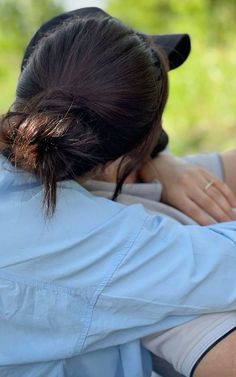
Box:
182 152 224 181
145 312 236 377
84 152 223 226
84 179 196 225
83 152 224 377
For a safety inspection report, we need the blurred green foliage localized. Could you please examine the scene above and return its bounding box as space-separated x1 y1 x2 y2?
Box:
0 0 235 155
108 0 236 154
0 0 63 112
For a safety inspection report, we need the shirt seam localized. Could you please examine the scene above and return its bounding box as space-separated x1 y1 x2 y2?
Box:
80 213 150 352
0 270 80 296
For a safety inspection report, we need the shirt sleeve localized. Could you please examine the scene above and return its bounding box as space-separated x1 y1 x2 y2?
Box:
87 207 236 351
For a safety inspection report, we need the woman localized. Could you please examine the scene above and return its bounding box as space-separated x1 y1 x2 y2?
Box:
0 7 236 377
20 7 236 226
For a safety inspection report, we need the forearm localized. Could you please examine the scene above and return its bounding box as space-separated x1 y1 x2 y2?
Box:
138 153 183 183
138 152 236 224
193 330 236 377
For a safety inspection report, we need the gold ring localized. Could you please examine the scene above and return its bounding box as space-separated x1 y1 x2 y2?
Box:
204 180 215 192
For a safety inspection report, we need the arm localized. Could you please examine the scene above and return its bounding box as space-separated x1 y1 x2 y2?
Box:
89 209 236 352
93 150 236 225
193 330 236 377
138 153 236 225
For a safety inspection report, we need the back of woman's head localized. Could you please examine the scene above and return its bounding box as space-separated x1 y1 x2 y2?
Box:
0 15 168 215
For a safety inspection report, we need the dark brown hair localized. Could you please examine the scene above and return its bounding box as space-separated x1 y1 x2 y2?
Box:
0 15 168 215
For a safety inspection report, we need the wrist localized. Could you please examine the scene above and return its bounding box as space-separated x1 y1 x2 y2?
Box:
150 154 184 179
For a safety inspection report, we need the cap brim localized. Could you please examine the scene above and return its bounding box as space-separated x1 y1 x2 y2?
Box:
148 33 191 70
21 7 191 72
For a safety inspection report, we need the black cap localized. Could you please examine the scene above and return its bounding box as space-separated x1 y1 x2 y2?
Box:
21 7 191 72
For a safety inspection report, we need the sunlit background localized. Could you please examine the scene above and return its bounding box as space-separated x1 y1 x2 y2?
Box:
0 0 235 155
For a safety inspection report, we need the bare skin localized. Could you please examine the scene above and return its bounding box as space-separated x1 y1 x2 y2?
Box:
98 150 236 225
139 153 236 376
139 152 236 225
193 330 236 377
95 152 236 376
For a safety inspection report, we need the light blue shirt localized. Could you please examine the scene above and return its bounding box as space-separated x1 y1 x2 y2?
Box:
0 154 236 377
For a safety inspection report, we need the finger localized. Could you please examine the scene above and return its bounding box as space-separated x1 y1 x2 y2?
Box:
188 188 233 223
213 179 236 207
204 172 236 208
180 197 216 226
206 186 236 220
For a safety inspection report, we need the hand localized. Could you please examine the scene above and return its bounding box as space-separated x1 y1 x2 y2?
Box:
138 154 236 225
92 158 137 183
